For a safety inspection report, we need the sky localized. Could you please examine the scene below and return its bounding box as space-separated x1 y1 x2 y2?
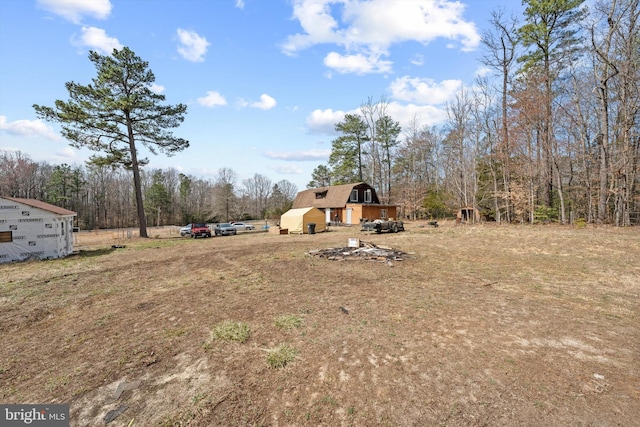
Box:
0 0 523 191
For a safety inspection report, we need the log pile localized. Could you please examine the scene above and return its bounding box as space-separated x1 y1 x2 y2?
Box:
308 241 410 263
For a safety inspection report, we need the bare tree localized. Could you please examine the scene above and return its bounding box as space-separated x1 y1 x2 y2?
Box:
481 8 519 222
215 168 238 222
242 173 272 219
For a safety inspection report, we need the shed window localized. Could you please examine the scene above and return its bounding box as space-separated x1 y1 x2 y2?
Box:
0 231 12 243
380 209 387 219
315 190 328 199
350 189 358 202
365 189 372 203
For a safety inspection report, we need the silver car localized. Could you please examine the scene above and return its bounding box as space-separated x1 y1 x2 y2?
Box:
214 223 237 236
180 224 192 236
232 222 255 231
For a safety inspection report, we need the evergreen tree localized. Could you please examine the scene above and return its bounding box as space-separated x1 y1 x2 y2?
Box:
307 164 332 188
328 114 370 184
34 47 188 237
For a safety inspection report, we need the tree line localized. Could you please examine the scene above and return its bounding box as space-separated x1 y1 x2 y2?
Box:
3 0 638 229
308 0 639 225
0 150 297 230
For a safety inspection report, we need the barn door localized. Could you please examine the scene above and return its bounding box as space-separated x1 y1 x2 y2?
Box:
346 208 353 224
325 209 331 224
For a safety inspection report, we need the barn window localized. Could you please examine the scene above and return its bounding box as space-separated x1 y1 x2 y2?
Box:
365 189 372 203
0 231 12 243
350 189 358 202
315 190 328 199
380 209 387 219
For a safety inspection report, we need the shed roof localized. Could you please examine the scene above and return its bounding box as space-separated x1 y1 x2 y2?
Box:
2 197 76 216
281 207 319 216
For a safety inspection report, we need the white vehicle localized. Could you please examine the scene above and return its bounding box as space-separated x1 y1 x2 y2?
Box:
232 222 255 231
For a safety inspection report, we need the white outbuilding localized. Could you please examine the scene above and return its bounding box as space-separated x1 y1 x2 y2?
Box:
0 197 77 263
279 207 326 234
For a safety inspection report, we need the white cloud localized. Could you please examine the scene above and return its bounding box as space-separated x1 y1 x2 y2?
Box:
323 51 392 74
150 83 165 94
270 164 304 175
305 108 346 135
281 0 342 54
385 101 448 128
264 149 330 161
304 101 448 137
410 54 425 66
475 66 492 77
197 91 227 107
72 26 123 54
37 0 112 24
176 28 210 62
389 76 461 105
235 0 245 9
251 94 277 110
55 146 77 159
281 0 481 74
0 116 60 140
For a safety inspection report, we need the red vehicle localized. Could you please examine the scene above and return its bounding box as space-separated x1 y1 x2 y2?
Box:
180 223 212 238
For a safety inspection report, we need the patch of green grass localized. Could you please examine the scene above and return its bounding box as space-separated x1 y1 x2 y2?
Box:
266 343 299 368
274 314 303 330
164 327 188 338
93 313 112 327
212 320 251 343
45 373 71 392
320 395 338 406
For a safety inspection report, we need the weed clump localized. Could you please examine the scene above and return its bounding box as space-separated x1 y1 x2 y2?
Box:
266 343 299 368
212 320 250 343
274 314 303 329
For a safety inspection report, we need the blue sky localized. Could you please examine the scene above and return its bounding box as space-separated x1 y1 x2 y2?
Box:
0 0 521 191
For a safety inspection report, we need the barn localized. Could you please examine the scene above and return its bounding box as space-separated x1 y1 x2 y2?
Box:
0 197 77 263
292 182 398 225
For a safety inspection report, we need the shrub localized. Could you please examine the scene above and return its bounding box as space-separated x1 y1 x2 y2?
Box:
534 205 558 223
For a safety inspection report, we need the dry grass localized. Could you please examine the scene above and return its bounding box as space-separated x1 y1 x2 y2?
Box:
1 221 639 426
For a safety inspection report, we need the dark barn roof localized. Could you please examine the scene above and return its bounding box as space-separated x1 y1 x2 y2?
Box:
292 182 381 209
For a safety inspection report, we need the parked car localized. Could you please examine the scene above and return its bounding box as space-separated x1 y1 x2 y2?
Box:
180 224 192 236
214 223 237 236
180 223 211 238
232 222 255 231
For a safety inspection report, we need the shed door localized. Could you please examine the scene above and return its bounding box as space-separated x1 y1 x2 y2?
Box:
326 209 331 224
346 208 353 224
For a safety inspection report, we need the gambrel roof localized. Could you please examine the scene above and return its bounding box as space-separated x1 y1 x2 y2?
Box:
2 197 76 216
292 182 381 209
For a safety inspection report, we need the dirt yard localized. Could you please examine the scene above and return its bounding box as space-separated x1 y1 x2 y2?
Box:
1 222 639 426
